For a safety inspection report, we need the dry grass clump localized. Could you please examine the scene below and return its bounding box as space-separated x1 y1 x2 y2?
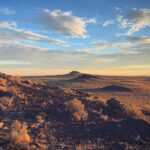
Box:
65 99 88 121
57 87 77 95
0 86 8 93
124 104 142 119
94 98 107 107
9 86 25 99
10 120 30 147
23 79 33 85
84 95 94 102
63 88 76 95
36 112 47 123
9 76 23 85
21 79 34 88
99 114 108 121
0 78 7 87
0 78 8 93
142 105 150 116
0 96 13 111
0 121 4 129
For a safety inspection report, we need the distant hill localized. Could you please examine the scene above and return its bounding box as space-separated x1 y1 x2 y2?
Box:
64 71 82 78
71 74 101 82
100 85 131 92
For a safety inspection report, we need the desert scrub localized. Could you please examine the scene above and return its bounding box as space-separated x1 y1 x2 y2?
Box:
124 104 142 119
0 78 8 93
9 86 25 99
65 99 88 121
10 120 30 147
36 112 47 123
94 98 107 107
0 78 7 87
0 96 13 111
142 105 150 116
99 114 108 121
9 76 23 85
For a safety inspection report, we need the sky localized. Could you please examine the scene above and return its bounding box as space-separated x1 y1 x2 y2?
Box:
0 0 150 76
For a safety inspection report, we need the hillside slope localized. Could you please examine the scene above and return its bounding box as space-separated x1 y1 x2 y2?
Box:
0 72 150 149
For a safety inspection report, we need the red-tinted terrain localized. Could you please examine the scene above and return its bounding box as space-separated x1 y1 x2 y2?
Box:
0 71 150 149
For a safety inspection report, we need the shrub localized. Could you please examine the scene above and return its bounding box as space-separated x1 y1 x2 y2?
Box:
0 96 13 111
65 99 88 121
9 76 22 85
124 104 142 119
65 99 84 112
36 112 47 123
84 95 94 102
99 114 108 121
0 78 8 93
94 98 107 107
23 79 33 85
72 112 81 121
0 122 4 129
142 105 150 116
9 86 25 99
10 120 30 147
0 78 7 87
0 86 8 93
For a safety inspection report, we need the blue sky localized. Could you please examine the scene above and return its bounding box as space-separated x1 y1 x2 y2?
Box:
0 0 150 75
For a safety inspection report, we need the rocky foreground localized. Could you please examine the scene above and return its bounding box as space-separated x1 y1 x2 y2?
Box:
0 72 150 150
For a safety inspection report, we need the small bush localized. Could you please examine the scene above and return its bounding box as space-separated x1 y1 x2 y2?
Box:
65 99 88 121
9 86 25 99
0 121 4 129
23 79 33 85
10 120 30 146
142 105 150 116
84 95 94 101
99 114 108 121
36 112 47 123
94 98 107 107
0 78 7 87
9 76 22 85
65 99 84 112
0 97 13 111
0 78 8 93
0 86 8 93
72 112 81 121
124 105 142 119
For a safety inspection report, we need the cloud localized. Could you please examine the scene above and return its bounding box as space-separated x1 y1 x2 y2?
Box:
115 7 122 13
103 20 114 26
0 21 68 46
0 38 149 75
91 40 111 50
35 9 95 38
117 8 150 35
127 36 150 44
91 40 125 53
86 18 97 24
115 65 150 70
0 7 15 15
0 60 30 66
91 36 150 55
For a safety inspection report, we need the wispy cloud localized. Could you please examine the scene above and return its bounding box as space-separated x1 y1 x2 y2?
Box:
0 21 68 46
103 20 114 26
0 7 15 15
117 8 150 35
0 60 30 65
127 36 150 44
35 9 96 38
91 36 150 54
